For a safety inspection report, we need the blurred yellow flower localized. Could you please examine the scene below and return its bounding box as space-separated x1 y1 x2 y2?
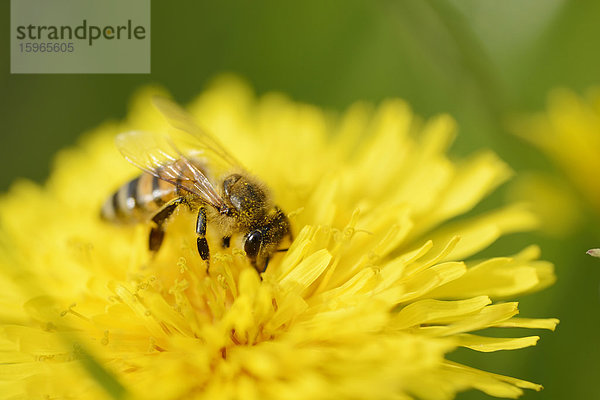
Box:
506 172 583 236
0 77 557 400
512 88 600 227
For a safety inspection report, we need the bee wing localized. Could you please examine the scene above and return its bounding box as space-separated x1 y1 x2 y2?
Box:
115 130 227 211
152 96 243 169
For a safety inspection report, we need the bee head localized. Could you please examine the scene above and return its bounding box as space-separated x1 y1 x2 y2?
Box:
243 208 291 273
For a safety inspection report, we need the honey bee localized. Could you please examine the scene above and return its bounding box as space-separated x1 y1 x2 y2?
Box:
101 97 291 272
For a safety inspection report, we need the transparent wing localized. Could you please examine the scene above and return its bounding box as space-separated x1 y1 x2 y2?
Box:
152 96 243 169
115 130 227 211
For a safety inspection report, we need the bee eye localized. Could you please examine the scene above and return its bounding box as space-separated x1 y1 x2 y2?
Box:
244 230 263 258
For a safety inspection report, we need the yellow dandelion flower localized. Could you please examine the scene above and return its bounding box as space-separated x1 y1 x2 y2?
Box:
0 77 557 400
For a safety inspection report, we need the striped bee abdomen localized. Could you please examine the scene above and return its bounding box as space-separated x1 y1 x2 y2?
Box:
101 173 177 223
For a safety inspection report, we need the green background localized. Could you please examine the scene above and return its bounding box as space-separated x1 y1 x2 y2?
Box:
1 1 599 399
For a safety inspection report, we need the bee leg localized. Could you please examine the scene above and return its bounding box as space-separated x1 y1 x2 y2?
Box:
149 227 165 253
196 206 210 270
262 256 270 273
149 198 185 253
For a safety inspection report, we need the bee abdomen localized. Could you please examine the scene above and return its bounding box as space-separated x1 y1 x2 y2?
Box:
101 174 175 223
